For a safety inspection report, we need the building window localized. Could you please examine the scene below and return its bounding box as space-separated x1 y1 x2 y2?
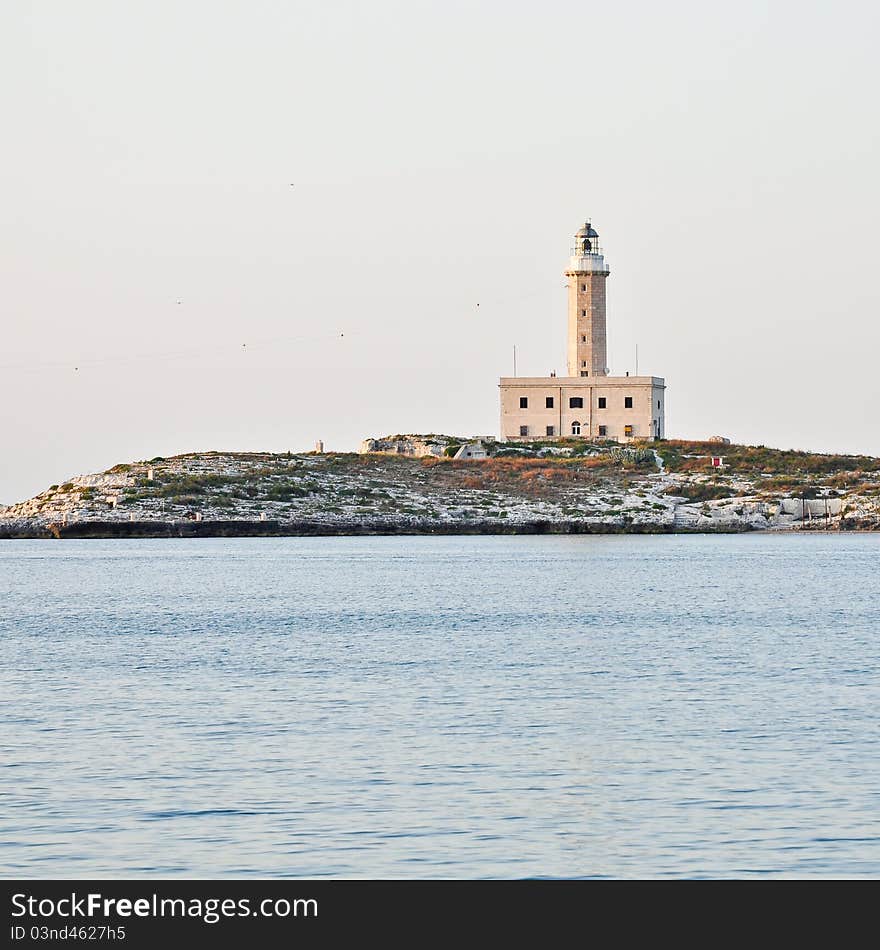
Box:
545 396 554 409
624 424 634 437
598 425 607 437
624 396 633 409
580 371 588 377
581 284 586 291
581 309 587 317
581 360 587 368
519 425 529 437
569 397 583 409
658 400 661 409
571 421 581 435
581 335 587 343
598 397 607 409
546 425 555 436
519 396 528 409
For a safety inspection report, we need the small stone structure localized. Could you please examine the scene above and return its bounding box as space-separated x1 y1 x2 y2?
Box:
360 436 448 458
778 498 843 520
453 442 490 460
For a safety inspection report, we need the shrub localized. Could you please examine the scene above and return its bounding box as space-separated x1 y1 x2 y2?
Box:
171 495 201 507
264 483 308 501
671 482 738 503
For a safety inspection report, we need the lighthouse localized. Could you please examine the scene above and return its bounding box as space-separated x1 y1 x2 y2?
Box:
566 221 610 378
499 219 666 443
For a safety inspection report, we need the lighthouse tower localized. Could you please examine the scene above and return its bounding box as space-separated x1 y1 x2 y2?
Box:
498 217 665 443
566 221 609 378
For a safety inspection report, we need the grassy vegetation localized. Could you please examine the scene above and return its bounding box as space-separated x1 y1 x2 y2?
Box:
101 447 662 519
658 440 880 478
667 481 739 503
18 438 877 528
263 482 310 502
114 440 880 515
492 437 649 460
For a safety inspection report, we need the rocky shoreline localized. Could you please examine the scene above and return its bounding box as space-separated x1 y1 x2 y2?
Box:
0 518 762 540
2 441 878 538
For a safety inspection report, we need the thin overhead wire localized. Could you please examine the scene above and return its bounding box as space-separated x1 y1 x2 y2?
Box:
2 280 559 375
0 328 352 374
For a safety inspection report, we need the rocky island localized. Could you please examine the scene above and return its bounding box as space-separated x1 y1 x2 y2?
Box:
2 438 879 539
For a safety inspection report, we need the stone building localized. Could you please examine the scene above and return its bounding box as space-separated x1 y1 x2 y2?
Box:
499 221 665 442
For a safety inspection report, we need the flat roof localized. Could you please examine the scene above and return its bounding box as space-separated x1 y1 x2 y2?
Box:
499 375 665 387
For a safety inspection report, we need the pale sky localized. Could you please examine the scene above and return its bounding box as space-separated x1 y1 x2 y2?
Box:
2 0 879 503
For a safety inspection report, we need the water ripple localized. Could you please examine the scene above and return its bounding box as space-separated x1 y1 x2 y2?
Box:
1 534 879 877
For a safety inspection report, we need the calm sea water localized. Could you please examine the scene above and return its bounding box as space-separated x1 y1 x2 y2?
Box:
1 535 878 878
